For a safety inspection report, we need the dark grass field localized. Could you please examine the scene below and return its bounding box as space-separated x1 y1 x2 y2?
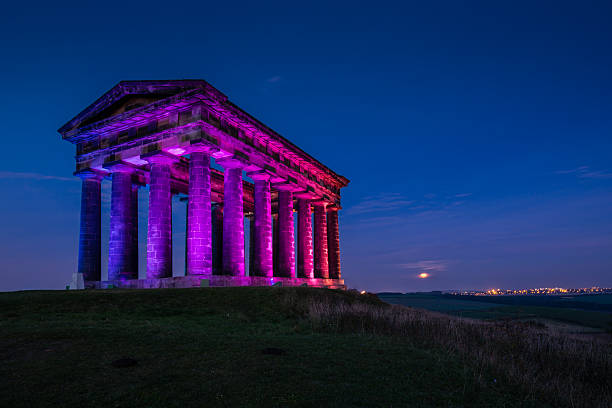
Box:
378 293 612 332
1 287 551 408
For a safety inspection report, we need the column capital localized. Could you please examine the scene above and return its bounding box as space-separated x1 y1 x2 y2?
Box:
103 160 138 174
188 138 220 154
294 185 317 199
217 155 248 169
311 201 328 208
247 170 271 181
141 150 180 165
74 168 106 181
272 176 300 192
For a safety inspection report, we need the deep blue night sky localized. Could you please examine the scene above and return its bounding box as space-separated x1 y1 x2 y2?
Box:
0 1 610 292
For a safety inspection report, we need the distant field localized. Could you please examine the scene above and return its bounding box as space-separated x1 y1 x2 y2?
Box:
376 293 497 312
571 294 612 304
377 293 612 331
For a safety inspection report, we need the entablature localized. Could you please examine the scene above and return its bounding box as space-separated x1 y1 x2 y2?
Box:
60 80 349 205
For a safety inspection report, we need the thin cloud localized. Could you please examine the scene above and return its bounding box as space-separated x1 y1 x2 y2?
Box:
347 191 471 220
556 166 612 179
0 171 77 182
266 76 282 83
399 260 448 273
346 193 415 215
342 215 407 230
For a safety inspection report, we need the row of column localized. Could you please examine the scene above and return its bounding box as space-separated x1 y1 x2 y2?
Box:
77 153 341 281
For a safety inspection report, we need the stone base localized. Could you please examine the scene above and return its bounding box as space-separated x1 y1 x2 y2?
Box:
85 275 345 290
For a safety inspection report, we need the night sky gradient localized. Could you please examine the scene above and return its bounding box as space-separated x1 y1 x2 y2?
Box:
0 1 610 292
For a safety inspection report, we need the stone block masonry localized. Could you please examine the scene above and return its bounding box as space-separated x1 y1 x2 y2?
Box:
327 209 341 279
77 171 102 281
211 203 224 274
277 190 295 277
252 176 273 277
131 184 139 277
146 159 173 279
187 151 213 276
220 163 245 276
108 170 137 280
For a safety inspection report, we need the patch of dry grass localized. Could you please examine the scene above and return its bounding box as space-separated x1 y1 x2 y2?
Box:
282 289 612 408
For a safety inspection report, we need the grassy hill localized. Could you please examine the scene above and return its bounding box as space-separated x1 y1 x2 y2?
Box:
1 287 610 407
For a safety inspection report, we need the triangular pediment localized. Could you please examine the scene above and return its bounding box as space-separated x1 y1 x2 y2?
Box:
58 80 210 135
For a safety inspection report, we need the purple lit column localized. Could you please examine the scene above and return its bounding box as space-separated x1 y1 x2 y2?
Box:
248 215 255 275
273 213 279 274
277 190 295 277
219 160 246 276
146 158 173 279
77 171 102 281
108 170 137 280
130 184 139 277
252 175 273 277
313 203 329 279
211 203 223 274
327 208 341 279
297 199 314 278
187 151 212 276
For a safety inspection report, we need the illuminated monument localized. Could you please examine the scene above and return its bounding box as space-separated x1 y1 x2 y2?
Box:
59 80 349 289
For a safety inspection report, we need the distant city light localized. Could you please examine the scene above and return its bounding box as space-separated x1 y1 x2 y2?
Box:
418 273 430 279
446 286 611 296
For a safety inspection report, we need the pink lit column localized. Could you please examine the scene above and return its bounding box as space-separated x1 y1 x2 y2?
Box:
277 190 295 277
219 160 246 276
108 169 137 280
327 208 341 279
146 157 173 279
313 203 329 279
273 213 279 274
297 199 314 278
251 174 273 277
186 151 213 276
77 170 102 281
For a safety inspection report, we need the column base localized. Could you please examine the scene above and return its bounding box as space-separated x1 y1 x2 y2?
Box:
85 276 346 290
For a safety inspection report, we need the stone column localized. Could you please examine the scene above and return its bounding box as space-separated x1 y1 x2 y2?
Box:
77 171 102 281
211 203 223 274
108 169 137 280
247 214 255 276
277 190 295 277
186 151 213 276
183 197 188 275
251 175 273 277
327 208 341 279
218 159 246 276
313 203 329 279
297 199 313 278
146 157 173 279
130 184 139 278
272 213 279 275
